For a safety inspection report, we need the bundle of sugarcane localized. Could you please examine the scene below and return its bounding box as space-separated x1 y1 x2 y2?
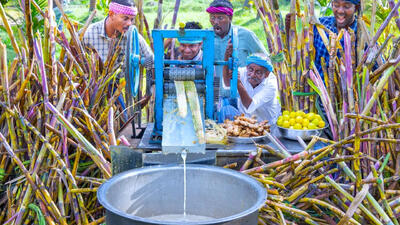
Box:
255 0 400 162
0 0 144 223
254 0 400 119
235 119 400 224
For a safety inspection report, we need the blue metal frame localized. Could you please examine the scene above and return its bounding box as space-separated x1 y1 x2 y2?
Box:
152 29 216 138
230 27 239 99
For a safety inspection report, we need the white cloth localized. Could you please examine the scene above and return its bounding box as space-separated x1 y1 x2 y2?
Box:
237 67 281 126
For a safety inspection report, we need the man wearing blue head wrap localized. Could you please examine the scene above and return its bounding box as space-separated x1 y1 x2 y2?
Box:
223 51 281 133
177 22 204 61
164 22 203 62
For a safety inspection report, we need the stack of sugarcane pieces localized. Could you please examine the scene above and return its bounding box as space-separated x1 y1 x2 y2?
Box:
238 120 400 224
0 0 140 224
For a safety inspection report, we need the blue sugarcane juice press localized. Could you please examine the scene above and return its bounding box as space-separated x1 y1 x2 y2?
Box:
126 27 239 154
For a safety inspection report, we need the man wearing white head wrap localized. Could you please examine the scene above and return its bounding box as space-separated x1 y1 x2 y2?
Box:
223 51 281 134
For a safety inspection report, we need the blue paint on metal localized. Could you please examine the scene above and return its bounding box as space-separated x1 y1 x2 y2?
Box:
152 30 164 136
146 29 238 142
230 27 239 99
127 27 140 97
151 29 217 138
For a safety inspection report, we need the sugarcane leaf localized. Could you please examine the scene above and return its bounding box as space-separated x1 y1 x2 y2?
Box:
307 78 321 96
270 52 285 63
28 203 46 225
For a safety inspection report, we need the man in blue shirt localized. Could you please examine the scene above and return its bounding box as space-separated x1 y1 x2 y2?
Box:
206 0 267 120
313 0 360 79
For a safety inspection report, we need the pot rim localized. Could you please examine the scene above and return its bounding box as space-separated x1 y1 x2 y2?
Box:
97 164 267 225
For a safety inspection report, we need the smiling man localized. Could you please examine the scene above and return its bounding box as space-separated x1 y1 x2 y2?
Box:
83 0 153 69
177 22 203 61
313 0 360 79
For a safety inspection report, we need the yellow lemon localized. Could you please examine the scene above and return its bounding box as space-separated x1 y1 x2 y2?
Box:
295 116 303 124
289 118 296 126
296 110 305 117
303 126 308 130
312 118 320 126
282 110 290 116
278 115 283 121
318 120 326 128
308 123 317 130
315 114 322 121
277 119 283 126
294 123 302 130
289 112 296 118
283 115 290 121
302 118 310 127
282 120 290 128
306 113 315 121
289 126 294 129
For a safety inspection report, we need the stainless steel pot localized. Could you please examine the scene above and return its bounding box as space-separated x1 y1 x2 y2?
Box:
98 164 266 225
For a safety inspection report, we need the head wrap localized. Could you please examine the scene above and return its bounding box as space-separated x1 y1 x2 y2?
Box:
344 0 360 4
177 37 203 44
246 55 273 72
206 0 234 16
109 2 138 16
206 7 233 16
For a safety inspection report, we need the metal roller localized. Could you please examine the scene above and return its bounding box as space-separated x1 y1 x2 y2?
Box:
163 82 206 95
164 67 205 81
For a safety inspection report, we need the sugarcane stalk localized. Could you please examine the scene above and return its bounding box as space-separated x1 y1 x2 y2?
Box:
0 3 20 57
184 81 205 144
300 198 361 225
243 150 309 174
0 132 67 225
362 56 400 117
371 162 399 225
368 0 400 50
0 41 17 149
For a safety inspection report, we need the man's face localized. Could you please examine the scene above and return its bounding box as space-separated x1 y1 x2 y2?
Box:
109 11 135 34
246 63 268 88
209 13 232 38
332 0 357 29
178 43 202 60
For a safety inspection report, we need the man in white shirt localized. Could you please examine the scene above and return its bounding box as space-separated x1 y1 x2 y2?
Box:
223 52 281 133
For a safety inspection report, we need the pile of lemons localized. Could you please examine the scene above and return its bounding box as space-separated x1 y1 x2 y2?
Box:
277 110 326 130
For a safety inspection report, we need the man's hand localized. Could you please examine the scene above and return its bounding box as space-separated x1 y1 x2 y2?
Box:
224 40 233 61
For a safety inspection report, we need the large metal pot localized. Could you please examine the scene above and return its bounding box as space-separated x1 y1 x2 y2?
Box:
98 164 266 225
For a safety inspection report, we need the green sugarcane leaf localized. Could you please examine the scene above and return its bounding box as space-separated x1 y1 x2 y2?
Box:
28 203 46 225
270 52 285 63
307 78 321 96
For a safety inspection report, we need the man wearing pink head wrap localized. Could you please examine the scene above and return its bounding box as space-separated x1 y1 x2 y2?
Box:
83 0 153 69
206 0 268 121
83 0 153 108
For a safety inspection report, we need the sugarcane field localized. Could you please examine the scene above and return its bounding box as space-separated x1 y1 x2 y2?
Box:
0 0 400 224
